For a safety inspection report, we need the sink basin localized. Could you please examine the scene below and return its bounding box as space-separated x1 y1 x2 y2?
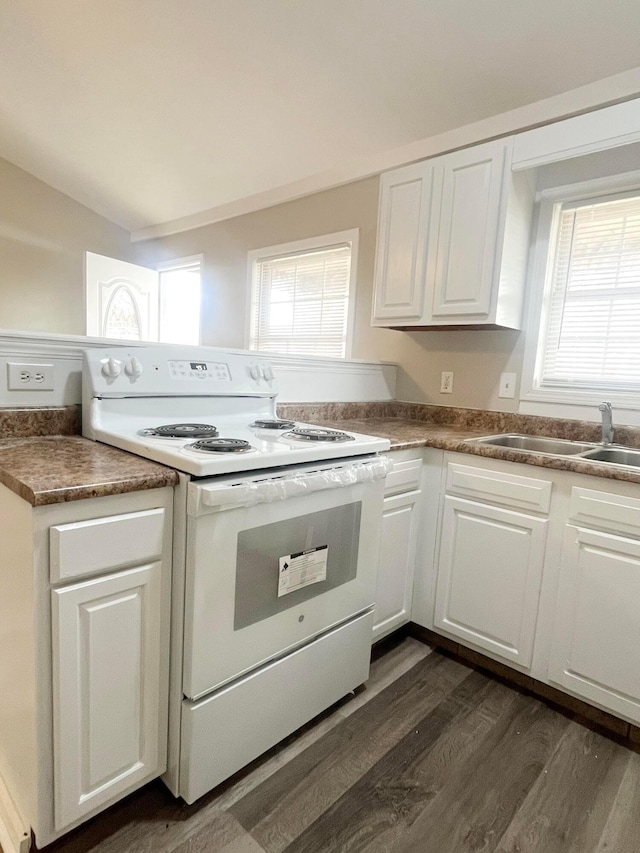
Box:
468 434 597 455
580 446 640 468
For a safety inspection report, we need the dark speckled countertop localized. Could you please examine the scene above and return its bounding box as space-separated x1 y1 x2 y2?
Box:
277 402 640 487
0 407 178 506
3 401 640 506
0 436 179 506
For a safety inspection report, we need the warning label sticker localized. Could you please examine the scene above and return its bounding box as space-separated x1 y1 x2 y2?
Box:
278 545 328 597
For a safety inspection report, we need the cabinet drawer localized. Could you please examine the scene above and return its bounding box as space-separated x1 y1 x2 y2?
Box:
50 508 165 582
569 487 640 538
446 462 552 512
385 457 422 496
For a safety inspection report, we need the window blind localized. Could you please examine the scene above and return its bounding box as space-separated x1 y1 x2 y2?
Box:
540 193 640 391
250 244 352 357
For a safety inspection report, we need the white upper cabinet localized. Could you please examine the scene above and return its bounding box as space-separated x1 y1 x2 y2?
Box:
372 137 534 329
371 161 438 323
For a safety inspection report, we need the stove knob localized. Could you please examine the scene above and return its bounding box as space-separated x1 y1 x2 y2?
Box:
124 357 144 379
101 358 122 379
249 365 260 380
263 365 274 381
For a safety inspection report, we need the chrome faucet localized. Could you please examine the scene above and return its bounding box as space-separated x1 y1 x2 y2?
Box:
599 401 614 445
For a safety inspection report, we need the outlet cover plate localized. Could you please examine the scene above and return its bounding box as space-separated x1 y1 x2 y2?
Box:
7 362 55 391
440 371 454 394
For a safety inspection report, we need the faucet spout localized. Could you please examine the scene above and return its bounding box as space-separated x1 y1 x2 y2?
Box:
599 401 614 445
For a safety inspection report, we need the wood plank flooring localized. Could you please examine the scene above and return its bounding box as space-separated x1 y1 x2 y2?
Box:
35 637 640 853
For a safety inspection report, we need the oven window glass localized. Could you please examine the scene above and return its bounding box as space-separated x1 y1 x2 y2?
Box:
234 502 361 629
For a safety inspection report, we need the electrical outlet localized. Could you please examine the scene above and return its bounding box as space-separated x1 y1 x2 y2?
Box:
440 371 454 394
499 372 517 399
7 362 55 391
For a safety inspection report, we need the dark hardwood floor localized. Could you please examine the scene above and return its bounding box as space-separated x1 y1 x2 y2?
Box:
37 638 640 853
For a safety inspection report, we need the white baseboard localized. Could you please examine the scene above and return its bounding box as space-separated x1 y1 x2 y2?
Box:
0 770 30 853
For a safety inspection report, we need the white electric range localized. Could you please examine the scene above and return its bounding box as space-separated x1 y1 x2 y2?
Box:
82 344 391 803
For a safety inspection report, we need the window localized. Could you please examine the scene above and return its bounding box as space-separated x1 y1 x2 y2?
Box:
521 174 640 415
157 257 201 345
86 252 201 344
247 230 358 358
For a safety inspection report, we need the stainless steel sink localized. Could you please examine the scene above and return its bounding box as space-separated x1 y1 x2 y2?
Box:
467 433 640 469
467 434 597 455
580 446 640 468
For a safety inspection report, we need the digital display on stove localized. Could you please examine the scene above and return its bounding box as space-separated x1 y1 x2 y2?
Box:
169 360 232 381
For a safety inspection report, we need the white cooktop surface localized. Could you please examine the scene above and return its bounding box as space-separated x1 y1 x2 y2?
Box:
83 345 390 477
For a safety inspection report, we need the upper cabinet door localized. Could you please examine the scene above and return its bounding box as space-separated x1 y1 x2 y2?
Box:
371 162 440 324
431 140 507 320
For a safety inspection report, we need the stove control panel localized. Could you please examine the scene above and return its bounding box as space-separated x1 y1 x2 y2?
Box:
169 360 231 381
84 345 278 398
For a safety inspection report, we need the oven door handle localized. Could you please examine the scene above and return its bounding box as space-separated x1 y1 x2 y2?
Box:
198 455 393 509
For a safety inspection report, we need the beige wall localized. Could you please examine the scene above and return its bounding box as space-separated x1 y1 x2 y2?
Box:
135 177 526 410
0 156 132 335
0 156 527 411
133 178 394 351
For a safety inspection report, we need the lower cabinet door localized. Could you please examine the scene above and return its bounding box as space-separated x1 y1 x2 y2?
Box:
51 563 166 830
548 525 640 723
434 496 547 667
373 489 420 641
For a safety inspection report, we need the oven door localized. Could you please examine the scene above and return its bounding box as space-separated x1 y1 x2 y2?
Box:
182 456 388 700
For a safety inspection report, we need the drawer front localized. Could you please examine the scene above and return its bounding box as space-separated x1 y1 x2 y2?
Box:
446 462 552 513
569 487 640 538
50 508 165 582
180 610 373 803
385 457 422 496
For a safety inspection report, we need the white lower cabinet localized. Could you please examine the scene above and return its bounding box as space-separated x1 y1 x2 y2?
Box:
425 454 640 728
547 487 640 724
372 451 423 641
434 496 548 667
432 457 551 669
0 485 173 851
52 562 164 829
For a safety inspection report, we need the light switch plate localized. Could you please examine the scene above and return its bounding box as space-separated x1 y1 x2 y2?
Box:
499 372 517 398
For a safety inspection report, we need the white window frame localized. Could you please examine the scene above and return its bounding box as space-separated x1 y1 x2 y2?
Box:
245 229 359 358
520 170 640 424
155 253 203 275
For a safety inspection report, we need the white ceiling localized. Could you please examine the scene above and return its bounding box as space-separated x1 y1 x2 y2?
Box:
2 0 640 235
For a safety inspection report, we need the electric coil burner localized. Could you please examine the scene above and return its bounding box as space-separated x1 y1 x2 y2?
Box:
189 437 253 453
140 423 219 439
250 418 296 430
286 427 355 443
